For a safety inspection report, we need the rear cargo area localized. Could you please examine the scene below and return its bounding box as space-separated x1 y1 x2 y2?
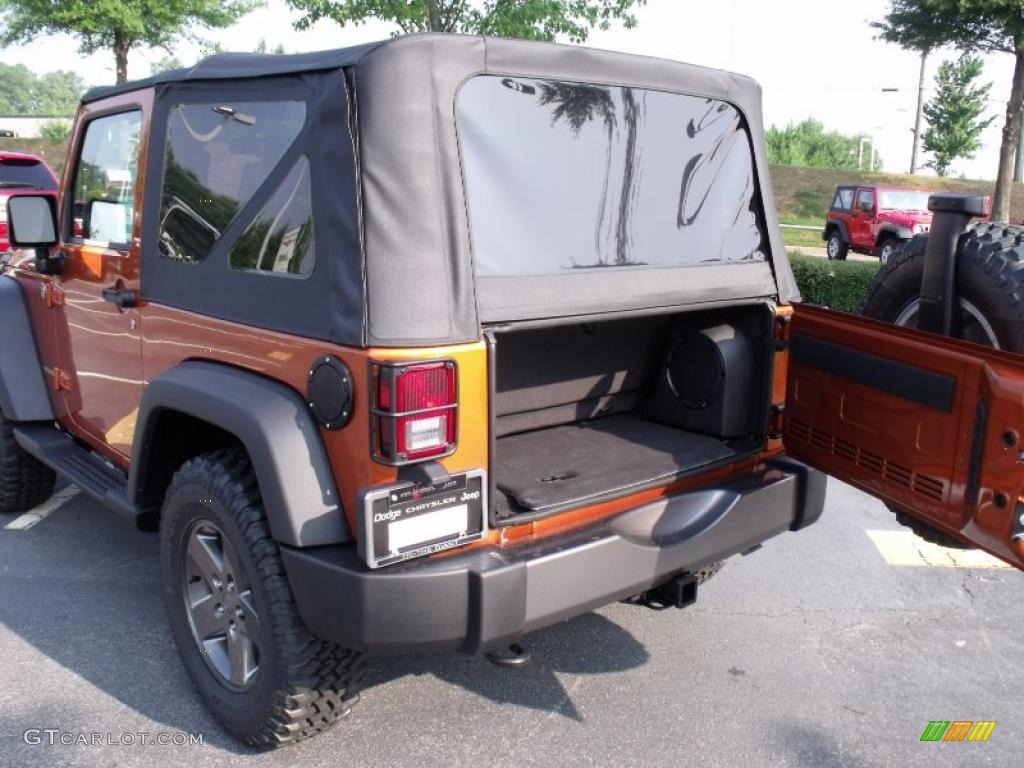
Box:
490 305 773 523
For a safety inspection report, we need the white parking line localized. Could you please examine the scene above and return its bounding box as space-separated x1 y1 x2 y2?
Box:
4 487 80 531
866 529 1011 569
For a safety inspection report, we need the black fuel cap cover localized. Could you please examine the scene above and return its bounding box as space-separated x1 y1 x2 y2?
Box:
307 355 353 430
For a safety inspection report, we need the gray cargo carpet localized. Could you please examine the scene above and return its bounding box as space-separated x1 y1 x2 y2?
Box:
494 414 735 512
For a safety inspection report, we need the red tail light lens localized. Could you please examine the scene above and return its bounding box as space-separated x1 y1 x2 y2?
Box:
372 360 457 464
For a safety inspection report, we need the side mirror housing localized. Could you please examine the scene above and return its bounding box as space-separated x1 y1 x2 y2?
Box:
7 194 58 248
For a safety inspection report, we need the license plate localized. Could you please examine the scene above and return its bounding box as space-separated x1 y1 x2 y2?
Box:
359 471 486 568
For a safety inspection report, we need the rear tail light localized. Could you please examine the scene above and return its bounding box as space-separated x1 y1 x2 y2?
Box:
0 196 8 223
371 360 457 464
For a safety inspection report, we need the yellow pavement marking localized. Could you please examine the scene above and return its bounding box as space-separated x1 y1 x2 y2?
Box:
865 530 1011 569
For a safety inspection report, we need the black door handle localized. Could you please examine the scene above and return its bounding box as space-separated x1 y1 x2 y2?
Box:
101 286 138 308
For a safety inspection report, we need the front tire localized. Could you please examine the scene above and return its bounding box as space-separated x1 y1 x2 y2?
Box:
0 413 55 513
877 236 899 265
826 229 848 261
160 448 364 748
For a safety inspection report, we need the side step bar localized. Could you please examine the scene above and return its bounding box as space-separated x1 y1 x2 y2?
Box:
12 424 155 530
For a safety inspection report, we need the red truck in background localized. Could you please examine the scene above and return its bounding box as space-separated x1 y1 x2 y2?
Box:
823 185 932 263
0 151 59 257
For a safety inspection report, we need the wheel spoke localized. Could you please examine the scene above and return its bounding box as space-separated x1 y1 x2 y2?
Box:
238 588 259 636
187 529 223 586
220 534 247 589
227 629 258 687
188 593 224 641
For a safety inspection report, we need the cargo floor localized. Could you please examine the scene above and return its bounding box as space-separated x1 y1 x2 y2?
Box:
493 414 736 517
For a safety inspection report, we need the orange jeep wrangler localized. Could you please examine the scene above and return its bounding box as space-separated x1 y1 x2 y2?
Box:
2 34 1023 748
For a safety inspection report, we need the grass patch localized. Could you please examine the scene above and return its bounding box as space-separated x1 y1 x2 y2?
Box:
781 227 822 249
787 251 881 314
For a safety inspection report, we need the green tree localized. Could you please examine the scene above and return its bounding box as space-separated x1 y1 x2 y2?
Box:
39 119 72 141
766 119 880 171
0 64 83 114
0 0 260 85
286 0 645 43
874 0 1024 222
150 54 186 75
922 55 995 176
255 38 286 54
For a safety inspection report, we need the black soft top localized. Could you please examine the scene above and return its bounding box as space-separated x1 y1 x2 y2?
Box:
82 40 387 103
87 34 798 347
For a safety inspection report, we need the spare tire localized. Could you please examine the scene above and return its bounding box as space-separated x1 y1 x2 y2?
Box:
860 223 1024 549
861 224 1024 351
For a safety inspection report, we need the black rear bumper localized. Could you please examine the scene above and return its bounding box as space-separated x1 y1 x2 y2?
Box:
280 457 825 655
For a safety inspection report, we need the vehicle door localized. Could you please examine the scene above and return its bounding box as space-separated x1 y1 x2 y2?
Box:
783 304 1024 569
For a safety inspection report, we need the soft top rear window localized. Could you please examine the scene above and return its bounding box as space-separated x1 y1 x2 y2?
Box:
457 76 766 277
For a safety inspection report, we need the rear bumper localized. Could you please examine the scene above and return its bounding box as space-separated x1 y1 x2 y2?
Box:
281 456 826 655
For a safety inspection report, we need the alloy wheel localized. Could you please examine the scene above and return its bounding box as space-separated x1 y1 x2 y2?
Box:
894 297 1000 349
182 520 260 691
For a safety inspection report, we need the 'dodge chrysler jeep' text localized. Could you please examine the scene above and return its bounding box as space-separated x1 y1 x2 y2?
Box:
2 35 1023 748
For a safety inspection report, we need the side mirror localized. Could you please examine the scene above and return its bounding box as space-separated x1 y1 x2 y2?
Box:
87 199 132 246
7 195 58 248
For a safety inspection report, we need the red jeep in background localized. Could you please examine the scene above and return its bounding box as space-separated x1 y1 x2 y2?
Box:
0 151 59 256
823 185 932 263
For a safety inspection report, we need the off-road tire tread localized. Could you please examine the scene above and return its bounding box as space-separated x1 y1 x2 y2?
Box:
163 447 365 748
0 414 56 513
957 221 1024 339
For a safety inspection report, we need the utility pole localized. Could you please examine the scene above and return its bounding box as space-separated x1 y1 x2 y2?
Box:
910 49 928 175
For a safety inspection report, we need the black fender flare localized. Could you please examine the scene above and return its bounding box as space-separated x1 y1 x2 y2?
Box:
876 224 912 244
130 360 351 547
0 276 53 422
824 219 849 244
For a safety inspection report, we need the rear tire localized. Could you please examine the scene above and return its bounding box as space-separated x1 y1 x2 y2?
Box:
160 447 364 748
826 229 848 261
0 413 56 513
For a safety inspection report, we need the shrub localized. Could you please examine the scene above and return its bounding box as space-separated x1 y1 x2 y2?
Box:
787 251 881 314
39 120 71 141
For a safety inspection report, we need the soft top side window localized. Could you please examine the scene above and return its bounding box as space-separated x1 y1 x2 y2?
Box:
229 156 315 277
832 188 854 212
157 100 306 264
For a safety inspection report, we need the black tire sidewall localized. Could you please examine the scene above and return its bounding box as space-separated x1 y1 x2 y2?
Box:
160 477 280 738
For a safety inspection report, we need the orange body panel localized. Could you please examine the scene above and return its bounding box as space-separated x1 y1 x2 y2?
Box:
784 304 1024 568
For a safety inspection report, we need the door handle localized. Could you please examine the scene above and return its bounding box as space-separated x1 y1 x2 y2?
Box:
101 285 138 308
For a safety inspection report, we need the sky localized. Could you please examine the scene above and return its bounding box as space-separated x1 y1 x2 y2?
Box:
1 0 1016 180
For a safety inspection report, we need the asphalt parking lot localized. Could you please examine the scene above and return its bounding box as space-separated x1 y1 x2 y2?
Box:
0 478 1019 768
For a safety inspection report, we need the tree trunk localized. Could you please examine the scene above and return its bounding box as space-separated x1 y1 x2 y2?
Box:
426 0 442 32
992 49 1024 224
113 31 129 84
1015 109 1024 183
910 50 928 175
